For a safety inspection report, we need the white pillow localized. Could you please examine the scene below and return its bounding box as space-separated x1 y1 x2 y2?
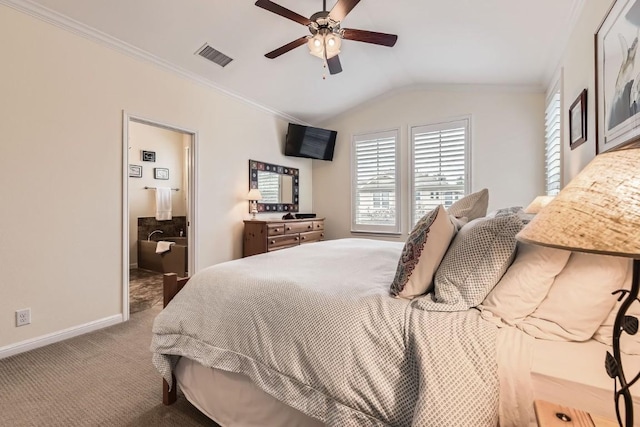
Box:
480 242 571 326
517 252 629 341
593 261 639 354
390 205 457 299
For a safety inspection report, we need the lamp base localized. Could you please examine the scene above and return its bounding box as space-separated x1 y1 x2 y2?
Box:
608 259 640 427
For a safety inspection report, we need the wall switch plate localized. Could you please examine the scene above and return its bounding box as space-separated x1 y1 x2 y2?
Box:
16 308 31 327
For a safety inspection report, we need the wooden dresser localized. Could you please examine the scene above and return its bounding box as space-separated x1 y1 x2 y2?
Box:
243 218 325 257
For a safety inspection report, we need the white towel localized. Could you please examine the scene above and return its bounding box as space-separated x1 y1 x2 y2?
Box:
156 241 175 254
155 187 172 220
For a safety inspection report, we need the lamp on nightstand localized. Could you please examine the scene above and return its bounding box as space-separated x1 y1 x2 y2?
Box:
247 189 262 219
523 195 555 214
517 144 640 427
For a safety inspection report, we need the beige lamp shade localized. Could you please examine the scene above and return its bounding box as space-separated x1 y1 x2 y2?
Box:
523 195 555 214
247 189 262 201
517 146 640 258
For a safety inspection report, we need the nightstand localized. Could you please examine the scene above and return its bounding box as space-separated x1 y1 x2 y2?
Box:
534 400 618 427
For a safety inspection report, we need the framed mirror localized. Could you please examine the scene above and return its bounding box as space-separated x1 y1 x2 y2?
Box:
249 160 299 213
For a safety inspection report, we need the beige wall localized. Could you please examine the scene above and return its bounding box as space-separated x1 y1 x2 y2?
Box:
559 1 614 183
128 122 188 267
313 87 546 240
0 6 312 349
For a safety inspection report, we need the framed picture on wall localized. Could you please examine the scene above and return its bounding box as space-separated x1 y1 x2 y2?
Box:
569 89 587 150
128 164 143 178
142 150 156 162
596 0 640 153
154 168 169 180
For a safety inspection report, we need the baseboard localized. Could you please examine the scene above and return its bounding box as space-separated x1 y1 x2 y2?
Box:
0 314 123 359
130 263 138 269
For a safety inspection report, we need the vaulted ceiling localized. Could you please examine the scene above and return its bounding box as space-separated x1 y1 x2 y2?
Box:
9 0 582 124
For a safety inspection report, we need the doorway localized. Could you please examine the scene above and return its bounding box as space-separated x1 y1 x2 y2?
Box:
122 113 197 321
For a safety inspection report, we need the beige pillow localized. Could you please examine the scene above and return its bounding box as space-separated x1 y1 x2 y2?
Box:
480 243 571 325
447 188 489 221
414 214 522 311
593 261 638 354
390 205 457 299
517 252 629 341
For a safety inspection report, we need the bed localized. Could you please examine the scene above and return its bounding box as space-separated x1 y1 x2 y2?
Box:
150 228 638 426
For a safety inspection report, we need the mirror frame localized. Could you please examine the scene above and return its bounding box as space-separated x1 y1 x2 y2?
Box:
249 160 299 213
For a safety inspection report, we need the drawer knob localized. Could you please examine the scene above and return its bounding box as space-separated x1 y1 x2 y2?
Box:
286 227 291 231
307 225 312 229
301 236 305 240
274 228 279 232
270 240 275 244
321 233 324 237
295 236 299 241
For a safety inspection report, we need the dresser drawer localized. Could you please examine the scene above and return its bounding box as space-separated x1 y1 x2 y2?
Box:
268 234 299 250
300 230 324 244
312 220 324 231
284 221 314 234
267 223 285 236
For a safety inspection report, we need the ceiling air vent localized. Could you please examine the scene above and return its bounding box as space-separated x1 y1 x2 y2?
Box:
195 44 233 68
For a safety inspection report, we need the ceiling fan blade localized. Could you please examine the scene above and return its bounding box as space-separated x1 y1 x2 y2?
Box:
327 55 343 75
329 0 361 21
255 0 311 26
265 36 308 59
342 28 398 47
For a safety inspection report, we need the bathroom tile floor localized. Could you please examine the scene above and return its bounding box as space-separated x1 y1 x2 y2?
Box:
129 268 164 314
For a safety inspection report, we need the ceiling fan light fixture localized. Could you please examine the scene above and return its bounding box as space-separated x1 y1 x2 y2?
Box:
307 32 341 59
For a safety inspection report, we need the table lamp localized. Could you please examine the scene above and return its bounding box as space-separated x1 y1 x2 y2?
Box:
517 144 640 426
523 195 555 214
247 189 262 219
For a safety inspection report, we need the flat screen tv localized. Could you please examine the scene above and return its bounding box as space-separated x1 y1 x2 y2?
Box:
284 123 337 161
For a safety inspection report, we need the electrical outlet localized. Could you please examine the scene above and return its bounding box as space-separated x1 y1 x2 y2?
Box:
16 308 31 327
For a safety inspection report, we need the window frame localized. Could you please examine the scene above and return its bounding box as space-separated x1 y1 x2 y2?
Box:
350 128 401 234
409 116 471 228
544 78 562 196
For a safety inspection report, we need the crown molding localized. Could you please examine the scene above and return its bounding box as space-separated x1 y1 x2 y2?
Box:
0 0 303 124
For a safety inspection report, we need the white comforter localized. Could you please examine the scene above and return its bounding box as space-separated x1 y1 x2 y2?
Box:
151 238 525 426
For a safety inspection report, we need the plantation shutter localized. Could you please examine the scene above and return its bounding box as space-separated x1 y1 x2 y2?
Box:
545 90 562 196
411 119 470 227
351 129 400 233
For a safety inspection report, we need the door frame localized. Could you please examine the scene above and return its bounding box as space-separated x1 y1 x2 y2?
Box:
121 111 198 321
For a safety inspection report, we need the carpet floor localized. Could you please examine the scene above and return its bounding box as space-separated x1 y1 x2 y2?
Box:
0 304 219 427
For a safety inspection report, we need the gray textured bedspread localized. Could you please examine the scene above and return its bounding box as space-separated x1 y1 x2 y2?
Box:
151 238 498 426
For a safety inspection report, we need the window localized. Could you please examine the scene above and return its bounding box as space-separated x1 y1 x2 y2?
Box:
545 85 561 196
351 129 400 233
410 118 470 227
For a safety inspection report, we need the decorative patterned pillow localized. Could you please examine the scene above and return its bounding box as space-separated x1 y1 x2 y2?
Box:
447 188 489 221
390 205 457 299
413 214 523 312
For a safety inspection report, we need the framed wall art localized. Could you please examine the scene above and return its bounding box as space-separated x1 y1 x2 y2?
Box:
569 89 587 150
142 150 156 162
128 164 142 178
596 0 640 153
154 168 169 180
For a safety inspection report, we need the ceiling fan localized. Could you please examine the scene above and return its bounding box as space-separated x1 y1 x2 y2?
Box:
255 0 398 75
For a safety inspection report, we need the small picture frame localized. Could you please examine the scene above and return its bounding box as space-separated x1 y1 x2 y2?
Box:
142 150 156 162
569 89 587 150
154 167 169 180
128 164 142 178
